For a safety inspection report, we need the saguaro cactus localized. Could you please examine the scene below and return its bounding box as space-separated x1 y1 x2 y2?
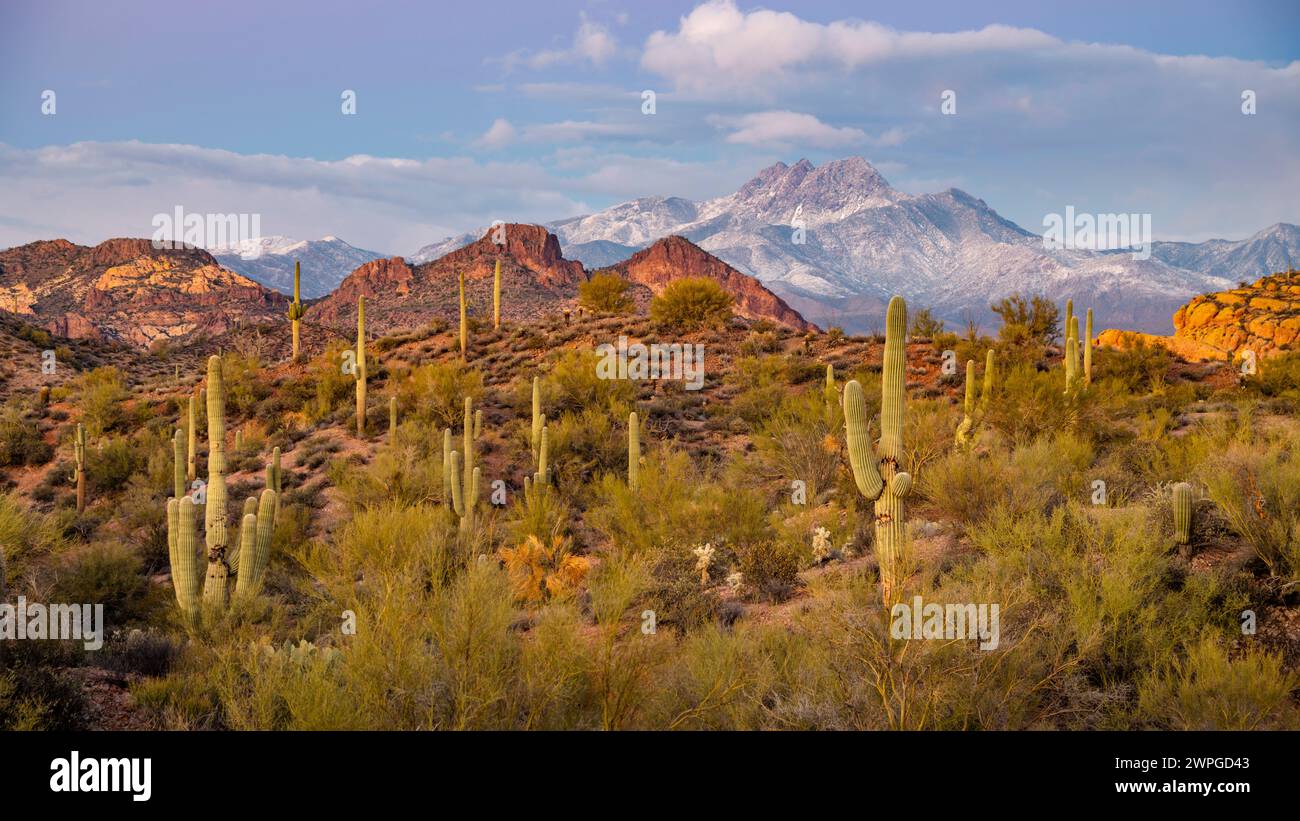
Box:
1064 316 1079 394
186 392 197 481
1084 308 1094 386
1173 482 1193 547
531 376 544 465
844 295 912 606
288 260 306 362
233 489 277 598
168 497 202 624
390 395 398 435
355 295 367 436
202 355 231 608
824 364 837 424
493 259 502 330
981 348 996 409
628 411 640 491
265 446 282 521
448 396 481 533
459 270 468 358
172 428 186 499
73 423 87 513
955 359 976 448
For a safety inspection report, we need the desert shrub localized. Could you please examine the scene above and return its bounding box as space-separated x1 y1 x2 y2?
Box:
992 293 1060 347
1092 341 1173 393
1137 636 1297 729
649 277 733 331
50 541 164 629
1249 350 1300 400
0 401 52 466
86 435 144 494
0 643 87 730
735 539 802 602
0 492 66 576
910 307 946 338
542 347 634 417
220 352 271 417
546 408 626 486
982 362 1107 443
77 366 128 437
587 449 709 558
725 355 797 426
103 629 182 678
1201 435 1300 581
396 360 483 430
739 330 780 356
303 342 354 423
579 271 634 314
332 424 445 509
752 392 839 503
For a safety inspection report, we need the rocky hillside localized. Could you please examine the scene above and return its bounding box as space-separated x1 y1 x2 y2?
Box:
309 223 588 335
313 224 814 335
1097 271 1300 361
0 238 289 348
606 236 816 331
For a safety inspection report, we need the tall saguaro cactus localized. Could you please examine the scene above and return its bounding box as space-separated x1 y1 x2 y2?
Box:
531 376 544 465
186 392 197 481
493 259 502 330
288 260 306 362
824 364 837 424
1172 482 1193 548
981 348 996 409
355 296 367 436
73 423 87 513
172 428 186 500
1084 308 1094 386
447 396 481 533
1064 315 1079 394
390 396 398 435
202 355 231 608
844 295 912 606
955 359 976 448
628 411 640 491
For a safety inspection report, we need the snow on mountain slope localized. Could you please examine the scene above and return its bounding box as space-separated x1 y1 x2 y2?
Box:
547 157 1256 334
211 236 384 299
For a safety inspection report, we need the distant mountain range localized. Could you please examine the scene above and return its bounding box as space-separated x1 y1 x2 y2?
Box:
210 235 384 299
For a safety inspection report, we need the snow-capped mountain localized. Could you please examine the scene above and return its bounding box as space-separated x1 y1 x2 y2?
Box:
545 157 1287 334
210 236 384 299
410 232 478 265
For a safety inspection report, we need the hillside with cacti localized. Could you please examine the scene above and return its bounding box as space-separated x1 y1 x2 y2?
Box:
1 267 1299 732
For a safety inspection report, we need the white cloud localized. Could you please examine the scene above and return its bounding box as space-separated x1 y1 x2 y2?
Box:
714 111 865 148
476 118 517 150
503 13 618 71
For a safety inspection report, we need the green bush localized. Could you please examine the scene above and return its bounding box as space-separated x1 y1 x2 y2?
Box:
649 277 733 331
0 402 52 467
77 366 128 437
579 271 634 314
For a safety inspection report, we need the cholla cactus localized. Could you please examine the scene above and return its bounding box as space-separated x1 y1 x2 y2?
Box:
844 295 912 605
628 411 640 490
692 543 715 586
1173 482 1193 547
811 526 832 562
73 423 87 513
355 296 367 436
288 260 306 362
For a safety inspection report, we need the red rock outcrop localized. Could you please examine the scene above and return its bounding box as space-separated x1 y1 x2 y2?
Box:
607 236 816 331
0 238 288 347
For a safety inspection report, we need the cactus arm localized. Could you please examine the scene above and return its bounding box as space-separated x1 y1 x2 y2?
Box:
390 395 398 435
493 259 501 330
173 428 186 499
442 427 452 506
186 393 197 481
531 376 542 463
875 296 909 605
981 349 995 409
955 359 976 447
235 489 277 598
842 379 884 501
449 450 464 516
169 497 202 623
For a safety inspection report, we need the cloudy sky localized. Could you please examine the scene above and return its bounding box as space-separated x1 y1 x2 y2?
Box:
1 0 1297 255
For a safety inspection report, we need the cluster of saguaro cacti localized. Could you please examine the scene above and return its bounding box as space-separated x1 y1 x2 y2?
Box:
1172 482 1194 548
844 295 912 605
444 396 481 533
1064 300 1093 392
493 259 502 330
167 356 279 625
73 423 87 513
355 296 367 436
628 411 640 491
288 260 306 362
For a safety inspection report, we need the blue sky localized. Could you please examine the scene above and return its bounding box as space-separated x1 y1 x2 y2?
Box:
1 0 1297 254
